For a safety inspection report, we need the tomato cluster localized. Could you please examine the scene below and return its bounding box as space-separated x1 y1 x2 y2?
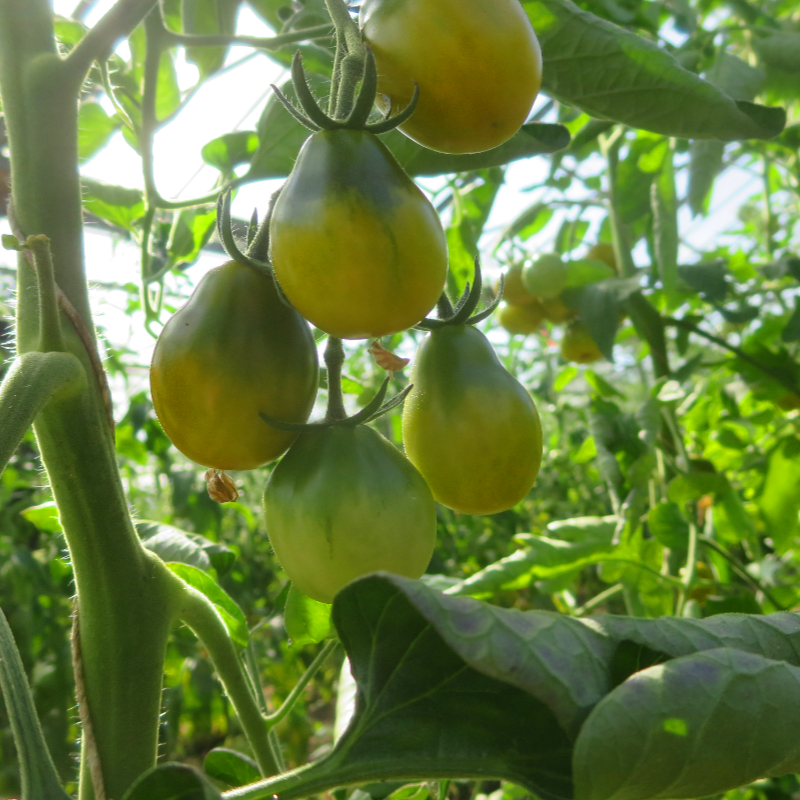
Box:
497 244 617 364
150 1 545 603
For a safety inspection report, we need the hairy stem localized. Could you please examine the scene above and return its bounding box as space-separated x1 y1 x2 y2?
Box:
324 337 348 422
178 585 279 777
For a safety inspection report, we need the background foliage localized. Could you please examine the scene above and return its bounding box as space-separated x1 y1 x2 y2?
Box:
1 0 800 796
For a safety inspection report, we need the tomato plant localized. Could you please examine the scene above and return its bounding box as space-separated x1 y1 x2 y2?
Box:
1 0 800 799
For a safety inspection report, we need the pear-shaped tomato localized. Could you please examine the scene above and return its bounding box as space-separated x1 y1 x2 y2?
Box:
560 320 603 364
150 261 318 471
269 130 448 340
264 425 436 603
360 0 542 154
402 326 542 515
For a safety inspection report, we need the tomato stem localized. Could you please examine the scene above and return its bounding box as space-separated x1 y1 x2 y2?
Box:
324 336 348 422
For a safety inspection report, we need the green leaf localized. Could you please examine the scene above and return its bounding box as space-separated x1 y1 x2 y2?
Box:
563 277 641 361
250 82 569 179
677 262 729 302
585 371 624 399
167 205 217 269
647 502 689 550
523 0 785 140
140 523 212 571
81 178 145 231
688 140 724 217
183 0 242 77
449 533 617 598
201 131 259 173
203 748 260 788
20 500 62 534
760 437 800 551
0 607 72 800
754 32 800 74
137 521 235 574
78 101 119 162
782 300 800 343
573 648 800 800
503 202 554 242
554 365 579 391
564 258 615 289
667 472 728 505
122 763 222 800
167 563 249 648
285 586 332 646
650 144 678 300
333 656 357 745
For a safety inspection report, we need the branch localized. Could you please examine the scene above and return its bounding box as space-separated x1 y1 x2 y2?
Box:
0 352 86 477
160 23 333 50
177 584 280 778
65 0 158 85
665 316 800 396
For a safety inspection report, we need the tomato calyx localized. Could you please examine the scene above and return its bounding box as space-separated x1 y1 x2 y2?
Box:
260 335 412 434
215 189 273 275
271 50 419 134
416 256 504 331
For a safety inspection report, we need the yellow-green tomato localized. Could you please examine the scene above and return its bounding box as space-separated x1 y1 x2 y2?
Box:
360 0 542 154
150 261 318 470
269 129 448 339
497 301 545 335
522 253 568 299
402 325 543 515
560 320 603 364
264 425 436 603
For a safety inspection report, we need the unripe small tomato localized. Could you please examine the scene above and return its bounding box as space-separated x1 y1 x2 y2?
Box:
360 0 542 154
403 325 542 515
497 265 536 306
497 301 545 335
522 253 568 299
560 320 603 364
150 261 318 470
264 425 436 603
270 129 447 339
540 295 579 324
587 243 619 274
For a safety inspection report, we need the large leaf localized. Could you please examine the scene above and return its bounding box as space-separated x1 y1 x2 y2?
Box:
204 748 261 788
0 606 72 800
81 178 145 231
121 763 222 800
249 82 568 180
167 563 249 648
573 648 800 800
233 575 800 800
524 0 785 140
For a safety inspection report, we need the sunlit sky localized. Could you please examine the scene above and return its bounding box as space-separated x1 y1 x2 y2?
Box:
0 0 763 411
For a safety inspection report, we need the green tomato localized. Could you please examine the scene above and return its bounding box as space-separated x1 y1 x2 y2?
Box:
402 325 543 516
360 0 542 154
521 253 567 299
269 129 448 340
151 261 318 471
264 425 436 603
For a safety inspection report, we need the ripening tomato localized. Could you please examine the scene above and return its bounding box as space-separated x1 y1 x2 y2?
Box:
522 253 568 299
497 265 536 306
402 325 542 515
497 301 545 335
264 425 436 603
561 320 603 364
269 130 448 339
360 0 542 154
150 261 318 470
540 295 578 324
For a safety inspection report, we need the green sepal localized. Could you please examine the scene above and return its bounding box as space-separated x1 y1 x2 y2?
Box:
215 190 273 275
364 83 420 135
417 257 498 328
345 47 379 129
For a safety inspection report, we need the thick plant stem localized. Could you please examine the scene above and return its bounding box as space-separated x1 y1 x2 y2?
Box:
0 4 186 798
178 586 280 777
25 235 65 352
